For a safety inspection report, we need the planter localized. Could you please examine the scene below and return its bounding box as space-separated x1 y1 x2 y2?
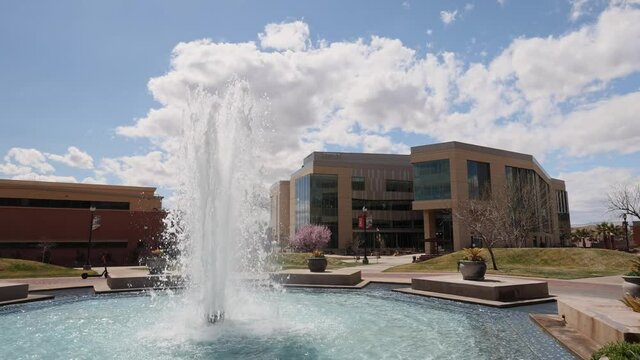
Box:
308 257 328 272
623 276 640 297
458 260 487 281
146 257 167 275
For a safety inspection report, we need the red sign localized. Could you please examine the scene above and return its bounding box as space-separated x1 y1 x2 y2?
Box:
358 214 373 229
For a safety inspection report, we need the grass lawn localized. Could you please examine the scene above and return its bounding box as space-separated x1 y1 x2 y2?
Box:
384 248 638 279
274 253 359 270
0 258 95 279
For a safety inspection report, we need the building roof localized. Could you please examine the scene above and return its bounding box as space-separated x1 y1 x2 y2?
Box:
0 179 159 198
302 151 410 168
411 141 551 179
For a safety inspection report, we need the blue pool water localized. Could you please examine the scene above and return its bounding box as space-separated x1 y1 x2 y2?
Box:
0 285 573 360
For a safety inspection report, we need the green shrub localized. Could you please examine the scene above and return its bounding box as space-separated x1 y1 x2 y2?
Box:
592 342 640 360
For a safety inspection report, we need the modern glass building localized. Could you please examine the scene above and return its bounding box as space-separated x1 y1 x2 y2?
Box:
286 152 424 252
270 142 571 254
411 142 570 253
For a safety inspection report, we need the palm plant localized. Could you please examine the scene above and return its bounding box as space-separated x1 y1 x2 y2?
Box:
572 228 593 248
596 222 616 249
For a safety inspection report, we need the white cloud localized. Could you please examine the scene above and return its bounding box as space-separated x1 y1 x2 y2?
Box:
426 29 433 35
464 3 475 11
11 173 78 183
497 0 507 6
500 6 640 106
556 92 640 156
361 135 410 154
46 146 94 169
97 151 178 188
258 21 309 51
0 162 32 176
111 5 640 220
569 0 590 21
3 148 54 174
402 1 411 9
559 167 640 224
0 147 91 184
440 10 458 24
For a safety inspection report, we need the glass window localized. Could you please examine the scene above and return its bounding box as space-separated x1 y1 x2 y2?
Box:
296 174 339 248
505 166 553 234
467 160 491 200
385 179 413 192
413 159 451 200
352 176 365 191
0 197 130 210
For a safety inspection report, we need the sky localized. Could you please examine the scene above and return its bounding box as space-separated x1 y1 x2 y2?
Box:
1 0 639 225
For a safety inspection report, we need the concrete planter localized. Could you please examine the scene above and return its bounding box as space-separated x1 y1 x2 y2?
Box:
623 276 640 297
459 260 487 281
146 257 167 275
308 257 328 272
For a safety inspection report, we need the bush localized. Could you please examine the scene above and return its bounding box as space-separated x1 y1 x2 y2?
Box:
290 225 331 252
592 342 640 360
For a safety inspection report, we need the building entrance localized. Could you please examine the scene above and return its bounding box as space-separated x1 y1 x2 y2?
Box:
435 210 454 252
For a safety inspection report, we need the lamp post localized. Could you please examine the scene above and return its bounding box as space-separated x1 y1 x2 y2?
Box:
362 206 369 265
623 213 630 252
84 206 96 270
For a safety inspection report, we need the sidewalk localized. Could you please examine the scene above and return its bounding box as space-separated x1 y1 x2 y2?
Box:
0 258 625 300
0 266 149 292
342 255 625 300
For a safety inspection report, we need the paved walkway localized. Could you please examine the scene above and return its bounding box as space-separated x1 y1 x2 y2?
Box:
0 266 149 292
0 256 626 300
333 254 625 300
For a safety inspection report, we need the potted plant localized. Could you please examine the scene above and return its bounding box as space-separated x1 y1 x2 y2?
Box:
623 259 640 297
289 224 332 273
458 247 487 281
146 249 167 275
308 249 328 272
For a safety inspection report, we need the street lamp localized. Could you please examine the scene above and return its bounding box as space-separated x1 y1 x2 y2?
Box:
623 213 630 252
362 206 369 265
84 206 97 270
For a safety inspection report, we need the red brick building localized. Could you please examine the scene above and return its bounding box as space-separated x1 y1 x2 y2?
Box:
0 179 164 267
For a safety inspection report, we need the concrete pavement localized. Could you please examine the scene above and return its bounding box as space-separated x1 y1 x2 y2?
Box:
0 255 627 300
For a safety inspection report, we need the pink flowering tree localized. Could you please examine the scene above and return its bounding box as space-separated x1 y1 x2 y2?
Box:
290 224 332 252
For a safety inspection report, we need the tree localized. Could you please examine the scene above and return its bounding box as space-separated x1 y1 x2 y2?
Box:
571 228 593 248
608 183 640 220
37 242 56 263
596 222 616 249
455 182 542 271
455 198 502 270
349 234 364 260
290 224 331 252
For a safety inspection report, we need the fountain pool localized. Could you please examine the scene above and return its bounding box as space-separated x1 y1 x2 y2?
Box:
0 284 573 360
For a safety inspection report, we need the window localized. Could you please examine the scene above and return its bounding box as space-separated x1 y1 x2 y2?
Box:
0 198 130 210
352 176 365 191
296 174 339 248
505 166 553 234
413 159 451 200
467 160 491 199
556 190 569 214
385 179 413 192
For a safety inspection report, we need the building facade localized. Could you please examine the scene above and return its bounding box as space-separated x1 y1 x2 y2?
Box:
0 179 164 266
286 152 424 251
275 142 571 254
411 142 570 253
269 180 290 247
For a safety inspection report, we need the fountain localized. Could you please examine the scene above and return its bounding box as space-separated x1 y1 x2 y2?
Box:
175 81 273 325
0 81 576 359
